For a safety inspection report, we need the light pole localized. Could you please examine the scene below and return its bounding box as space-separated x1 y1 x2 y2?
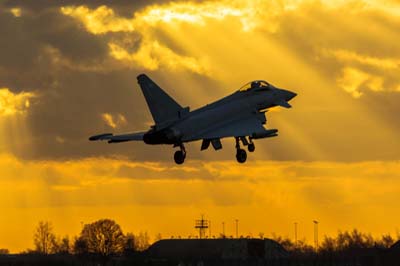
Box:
294 222 298 246
235 219 239 238
313 220 319 250
209 220 211 238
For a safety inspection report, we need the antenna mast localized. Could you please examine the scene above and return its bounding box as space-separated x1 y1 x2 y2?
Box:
195 215 209 239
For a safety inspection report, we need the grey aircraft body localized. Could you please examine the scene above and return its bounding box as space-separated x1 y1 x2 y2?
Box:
89 74 296 164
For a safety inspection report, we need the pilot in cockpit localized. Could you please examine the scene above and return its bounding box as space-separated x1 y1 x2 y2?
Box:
251 81 260 89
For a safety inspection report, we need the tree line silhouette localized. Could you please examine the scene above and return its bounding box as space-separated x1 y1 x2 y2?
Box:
0 219 395 256
0 218 399 266
6 219 393 256
28 219 151 256
271 230 396 255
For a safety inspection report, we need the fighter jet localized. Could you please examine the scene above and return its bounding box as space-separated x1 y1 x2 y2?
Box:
89 74 296 164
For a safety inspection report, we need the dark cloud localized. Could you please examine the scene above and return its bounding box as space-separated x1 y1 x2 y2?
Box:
0 5 134 158
3 0 160 13
32 11 109 62
2 0 196 17
0 1 220 161
0 11 41 71
0 7 109 91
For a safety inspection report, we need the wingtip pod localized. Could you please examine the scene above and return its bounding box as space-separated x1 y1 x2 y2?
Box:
89 133 113 141
137 73 149 82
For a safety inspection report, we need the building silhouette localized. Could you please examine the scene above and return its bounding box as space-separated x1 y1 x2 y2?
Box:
146 238 287 260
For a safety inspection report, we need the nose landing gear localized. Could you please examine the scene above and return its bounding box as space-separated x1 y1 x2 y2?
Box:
174 144 186 164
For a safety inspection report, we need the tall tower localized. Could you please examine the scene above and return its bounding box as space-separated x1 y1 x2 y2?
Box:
195 215 209 239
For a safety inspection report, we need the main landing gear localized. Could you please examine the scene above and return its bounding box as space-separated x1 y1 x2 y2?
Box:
236 148 247 163
173 138 255 165
248 142 255 153
235 137 256 163
235 137 247 163
174 144 186 164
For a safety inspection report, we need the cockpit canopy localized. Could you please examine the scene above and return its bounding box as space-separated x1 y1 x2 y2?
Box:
238 80 272 92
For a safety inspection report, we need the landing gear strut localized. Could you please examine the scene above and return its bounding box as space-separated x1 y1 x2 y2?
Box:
248 139 255 152
174 144 186 164
235 137 247 163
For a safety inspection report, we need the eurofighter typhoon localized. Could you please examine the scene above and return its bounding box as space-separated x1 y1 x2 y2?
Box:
89 74 297 164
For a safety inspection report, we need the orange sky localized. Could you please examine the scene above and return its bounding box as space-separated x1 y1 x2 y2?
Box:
1 0 400 252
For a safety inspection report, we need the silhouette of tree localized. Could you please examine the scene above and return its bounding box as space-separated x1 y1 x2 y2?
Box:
73 236 88 255
154 233 162 242
134 231 150 251
375 234 395 248
320 235 336 253
318 229 389 253
124 232 136 253
0 249 9 255
78 219 125 256
33 221 56 254
53 235 70 254
295 239 314 254
271 234 295 251
271 234 314 254
336 229 374 250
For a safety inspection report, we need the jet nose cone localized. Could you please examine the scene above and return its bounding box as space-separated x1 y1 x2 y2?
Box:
282 90 297 101
288 91 297 101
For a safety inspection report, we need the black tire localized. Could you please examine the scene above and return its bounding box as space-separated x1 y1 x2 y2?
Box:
174 150 185 164
236 149 247 163
248 143 255 152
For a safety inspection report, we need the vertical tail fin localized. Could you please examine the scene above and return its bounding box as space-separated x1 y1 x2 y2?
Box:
137 74 183 124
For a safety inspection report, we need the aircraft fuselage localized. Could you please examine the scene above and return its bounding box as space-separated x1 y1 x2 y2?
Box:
143 85 295 145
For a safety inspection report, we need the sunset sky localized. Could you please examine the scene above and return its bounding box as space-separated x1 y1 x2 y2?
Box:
1 0 400 252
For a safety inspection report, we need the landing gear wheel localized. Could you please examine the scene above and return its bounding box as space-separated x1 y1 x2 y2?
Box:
248 143 255 152
236 149 247 163
174 150 185 164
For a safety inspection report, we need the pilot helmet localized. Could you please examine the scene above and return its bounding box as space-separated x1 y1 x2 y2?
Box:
251 81 260 88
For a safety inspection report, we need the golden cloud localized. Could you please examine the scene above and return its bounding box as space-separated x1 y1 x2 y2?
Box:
101 113 127 129
60 6 135 34
59 0 400 90
137 1 250 29
108 42 210 75
337 67 384 98
61 2 250 33
324 49 400 70
0 88 35 117
59 1 272 74
320 49 400 97
61 4 213 74
10 7 22 17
